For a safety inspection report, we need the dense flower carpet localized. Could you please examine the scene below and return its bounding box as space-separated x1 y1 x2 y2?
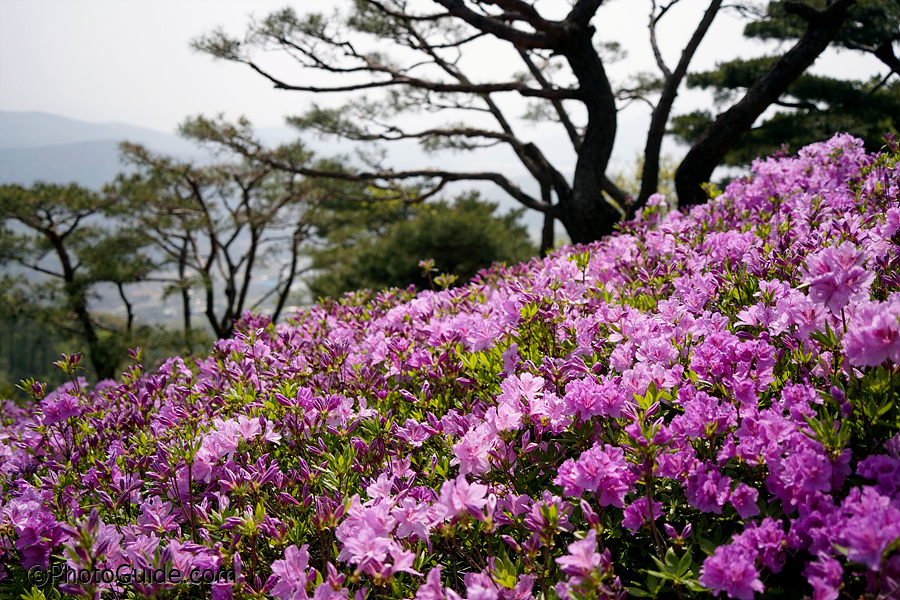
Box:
1 134 899 600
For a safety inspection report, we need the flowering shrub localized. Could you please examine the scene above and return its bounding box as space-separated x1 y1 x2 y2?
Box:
1 133 899 600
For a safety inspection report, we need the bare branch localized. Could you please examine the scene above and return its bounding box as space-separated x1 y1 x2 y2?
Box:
869 70 897 94
244 57 578 99
13 259 64 280
360 0 451 22
636 0 722 210
517 48 583 151
433 0 561 49
566 0 606 27
649 0 673 78
774 98 821 110
676 0 857 205
848 39 900 76
481 0 555 33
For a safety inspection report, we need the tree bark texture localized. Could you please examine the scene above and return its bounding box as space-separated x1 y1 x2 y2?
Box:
675 0 857 207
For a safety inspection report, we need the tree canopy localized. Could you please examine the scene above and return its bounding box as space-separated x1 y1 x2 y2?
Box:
113 136 325 341
0 183 154 380
0 116 541 381
191 0 894 247
307 191 537 299
670 0 900 165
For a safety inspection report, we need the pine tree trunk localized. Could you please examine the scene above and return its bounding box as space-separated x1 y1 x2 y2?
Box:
557 21 623 244
676 0 856 206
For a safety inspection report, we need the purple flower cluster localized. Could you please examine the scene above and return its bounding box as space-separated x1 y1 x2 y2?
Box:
1 483 67 571
554 444 636 505
699 518 786 599
0 134 898 599
555 530 622 600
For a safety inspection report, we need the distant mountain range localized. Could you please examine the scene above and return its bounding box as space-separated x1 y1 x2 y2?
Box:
0 111 310 190
0 111 203 152
0 109 548 232
0 111 206 189
1 140 123 190
0 112 311 325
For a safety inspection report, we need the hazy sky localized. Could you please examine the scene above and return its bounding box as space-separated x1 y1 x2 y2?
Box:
0 0 306 130
0 0 887 160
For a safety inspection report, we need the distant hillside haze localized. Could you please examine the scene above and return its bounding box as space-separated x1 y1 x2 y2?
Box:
0 111 205 189
0 111 341 190
0 110 540 229
0 140 125 190
0 111 193 151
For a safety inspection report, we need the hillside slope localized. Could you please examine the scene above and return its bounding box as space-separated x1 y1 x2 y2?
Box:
0 134 898 600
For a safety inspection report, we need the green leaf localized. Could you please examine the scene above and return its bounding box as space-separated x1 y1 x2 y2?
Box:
677 550 693 576
699 537 718 556
685 580 709 592
665 546 678 569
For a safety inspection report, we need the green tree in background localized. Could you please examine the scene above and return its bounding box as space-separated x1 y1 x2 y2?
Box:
114 135 323 341
0 291 70 400
307 192 536 299
671 0 899 167
0 118 536 388
175 115 537 299
0 183 154 380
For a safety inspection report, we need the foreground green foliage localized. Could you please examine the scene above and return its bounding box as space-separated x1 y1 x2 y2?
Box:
307 193 537 299
0 135 898 600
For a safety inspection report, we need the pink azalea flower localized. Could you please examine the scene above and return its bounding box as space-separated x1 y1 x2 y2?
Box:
800 242 875 313
843 298 900 367
556 529 603 578
451 424 497 475
700 544 764 600
438 474 489 519
270 544 315 600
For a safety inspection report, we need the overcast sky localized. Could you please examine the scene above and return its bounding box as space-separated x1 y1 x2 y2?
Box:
0 0 886 166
